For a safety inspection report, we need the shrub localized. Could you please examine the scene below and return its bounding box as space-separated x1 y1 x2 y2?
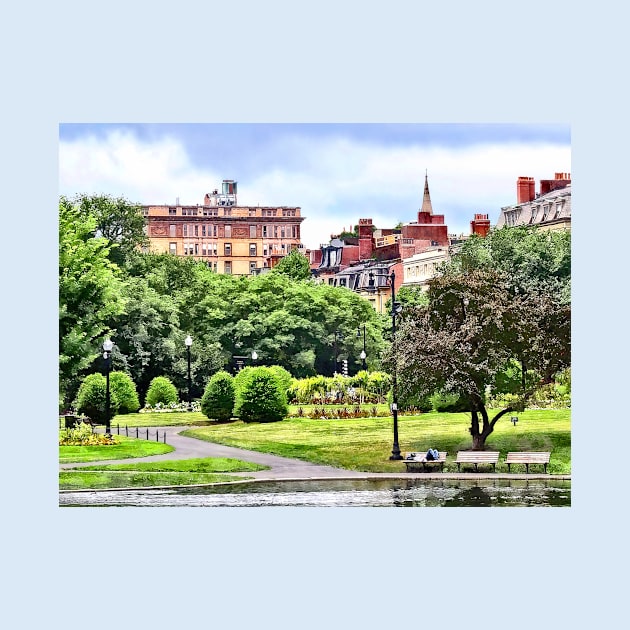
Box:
201 371 235 421
109 371 140 414
75 373 120 424
59 421 117 445
234 367 288 423
267 365 293 398
145 376 179 406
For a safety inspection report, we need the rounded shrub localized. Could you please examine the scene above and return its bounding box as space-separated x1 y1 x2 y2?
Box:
75 373 120 424
109 371 140 414
267 365 293 398
201 371 235 421
234 367 288 423
145 376 179 406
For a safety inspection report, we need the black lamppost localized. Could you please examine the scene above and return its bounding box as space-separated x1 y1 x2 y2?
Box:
333 330 343 374
368 269 403 460
102 338 113 435
357 324 367 371
185 335 192 411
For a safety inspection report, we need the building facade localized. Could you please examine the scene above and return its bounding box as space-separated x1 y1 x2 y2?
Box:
496 172 571 232
143 180 305 275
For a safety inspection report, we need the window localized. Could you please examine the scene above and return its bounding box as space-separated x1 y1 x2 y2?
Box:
281 226 286 238
248 209 256 217
169 208 176 215
183 224 188 237
250 261 257 273
542 204 551 221
203 208 218 217
194 243 199 255
274 226 278 238
250 225 257 238
263 225 268 237
224 261 232 275
194 224 199 237
223 208 232 217
225 225 232 238
169 242 177 255
224 242 232 256
202 225 206 237
169 224 176 237
250 243 257 256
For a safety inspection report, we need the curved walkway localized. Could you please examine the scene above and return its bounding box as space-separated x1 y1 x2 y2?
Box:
60 425 569 482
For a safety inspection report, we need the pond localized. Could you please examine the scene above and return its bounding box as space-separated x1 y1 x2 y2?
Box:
59 477 570 507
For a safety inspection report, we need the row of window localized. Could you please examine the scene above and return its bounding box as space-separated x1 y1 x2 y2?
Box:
167 207 298 218
174 224 299 239
505 199 566 227
173 241 294 257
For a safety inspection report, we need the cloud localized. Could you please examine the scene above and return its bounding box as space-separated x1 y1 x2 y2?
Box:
59 126 571 250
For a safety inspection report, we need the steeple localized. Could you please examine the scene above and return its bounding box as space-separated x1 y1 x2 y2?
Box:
420 170 433 215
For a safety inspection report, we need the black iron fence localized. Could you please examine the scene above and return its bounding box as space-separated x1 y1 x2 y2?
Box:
109 424 168 444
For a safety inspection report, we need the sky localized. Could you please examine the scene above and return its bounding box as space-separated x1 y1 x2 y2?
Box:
59 123 571 251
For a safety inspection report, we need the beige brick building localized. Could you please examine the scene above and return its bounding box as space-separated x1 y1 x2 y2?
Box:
143 180 305 275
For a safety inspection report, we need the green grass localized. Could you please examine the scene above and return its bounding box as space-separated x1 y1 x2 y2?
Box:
91 411 211 428
60 457 269 490
182 409 571 474
59 435 175 463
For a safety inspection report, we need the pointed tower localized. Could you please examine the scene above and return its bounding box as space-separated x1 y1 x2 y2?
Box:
419 171 434 215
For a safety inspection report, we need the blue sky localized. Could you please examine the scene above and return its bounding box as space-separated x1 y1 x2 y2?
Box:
59 123 571 250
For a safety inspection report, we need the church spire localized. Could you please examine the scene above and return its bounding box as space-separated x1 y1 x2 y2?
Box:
420 171 433 215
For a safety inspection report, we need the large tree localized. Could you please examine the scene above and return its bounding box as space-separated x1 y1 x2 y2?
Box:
70 194 149 266
59 198 126 404
393 267 570 449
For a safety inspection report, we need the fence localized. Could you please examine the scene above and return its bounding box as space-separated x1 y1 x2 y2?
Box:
106 424 168 444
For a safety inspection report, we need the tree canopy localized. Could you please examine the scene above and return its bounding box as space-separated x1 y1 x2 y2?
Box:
392 228 571 449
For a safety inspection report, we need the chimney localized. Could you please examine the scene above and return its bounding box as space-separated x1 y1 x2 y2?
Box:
470 213 491 237
358 218 374 260
517 177 535 203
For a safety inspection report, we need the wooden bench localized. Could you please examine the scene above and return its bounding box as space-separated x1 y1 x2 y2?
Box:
505 452 551 473
456 451 499 472
404 451 447 472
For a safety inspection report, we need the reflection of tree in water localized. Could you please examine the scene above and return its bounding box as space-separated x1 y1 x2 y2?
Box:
444 485 493 507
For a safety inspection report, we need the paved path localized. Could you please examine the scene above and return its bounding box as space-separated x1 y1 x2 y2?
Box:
60 425 569 482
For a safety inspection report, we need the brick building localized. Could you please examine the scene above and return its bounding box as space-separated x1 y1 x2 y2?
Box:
143 180 305 275
496 172 571 232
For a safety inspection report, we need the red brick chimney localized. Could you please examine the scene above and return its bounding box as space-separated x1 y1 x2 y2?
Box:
540 172 571 196
470 213 491 237
517 176 535 203
358 218 373 260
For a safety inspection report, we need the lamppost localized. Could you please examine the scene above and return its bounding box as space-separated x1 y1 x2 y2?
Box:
332 330 343 374
102 338 113 436
357 324 367 371
368 269 403 460
251 350 258 364
185 335 193 411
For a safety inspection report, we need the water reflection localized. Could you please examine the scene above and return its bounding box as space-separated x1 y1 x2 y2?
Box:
60 478 570 508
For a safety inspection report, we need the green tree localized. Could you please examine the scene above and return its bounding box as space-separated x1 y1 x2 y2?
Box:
393 269 570 449
145 376 179 406
270 249 312 281
75 373 120 423
201 371 235 421
234 367 288 423
109 371 141 414
59 197 125 404
70 194 149 265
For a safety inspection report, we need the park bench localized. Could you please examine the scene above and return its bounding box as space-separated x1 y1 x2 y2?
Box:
505 452 551 474
403 451 447 472
455 451 499 472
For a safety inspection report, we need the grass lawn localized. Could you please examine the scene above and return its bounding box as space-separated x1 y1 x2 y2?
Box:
59 435 175 463
59 457 269 490
183 408 571 474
